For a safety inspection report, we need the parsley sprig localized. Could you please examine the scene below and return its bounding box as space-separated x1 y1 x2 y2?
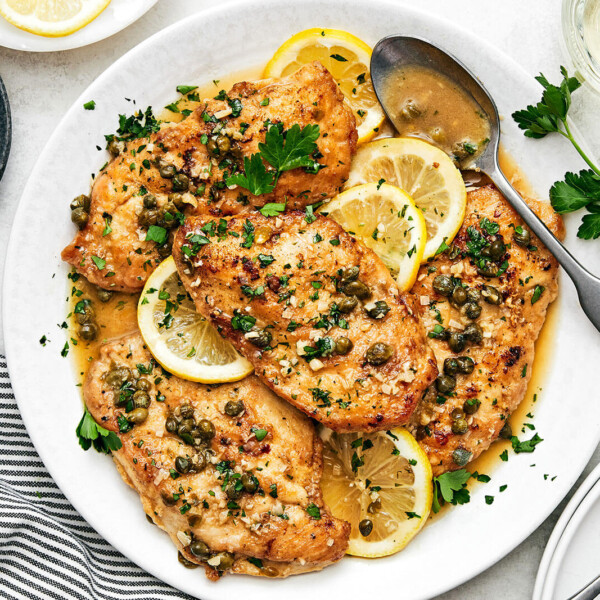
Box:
513 68 600 239
227 123 322 195
432 469 471 513
76 408 122 454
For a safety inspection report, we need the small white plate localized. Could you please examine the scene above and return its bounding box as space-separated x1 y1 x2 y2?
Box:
4 1 600 599
0 0 157 52
534 461 600 600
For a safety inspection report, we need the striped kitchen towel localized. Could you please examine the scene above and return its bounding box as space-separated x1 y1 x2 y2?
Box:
0 356 194 600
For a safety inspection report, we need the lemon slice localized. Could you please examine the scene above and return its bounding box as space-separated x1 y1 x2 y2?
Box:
137 257 253 384
0 0 110 36
320 183 426 292
345 138 467 259
321 427 432 558
264 28 385 143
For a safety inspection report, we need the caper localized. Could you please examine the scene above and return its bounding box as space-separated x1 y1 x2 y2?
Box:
172 173 189 192
162 491 177 506
337 296 358 314
452 448 472 467
138 208 158 228
340 266 359 283
367 498 382 514
158 203 178 229
175 456 191 474
178 419 195 436
133 390 150 409
178 552 199 569
105 366 132 389
451 408 465 420
451 418 469 435
415 425 428 441
341 280 371 300
106 138 125 156
224 400 244 417
443 358 459 376
146 514 154 525
206 138 218 155
463 323 483 343
180 404 194 418
456 356 475 374
463 399 480 415
499 421 512 439
198 419 215 441
214 552 234 571
78 322 98 341
249 329 272 349
463 302 482 320
430 126 446 143
188 515 201 528
216 135 231 154
488 239 506 261
71 207 89 229
168 192 186 211
241 473 258 493
436 374 456 394
159 164 176 179
128 407 148 424
76 302 95 324
365 342 393 366
190 540 211 560
477 262 498 278
195 449 209 471
225 481 242 500
165 416 178 433
136 378 151 391
400 100 422 119
466 288 481 303
482 285 502 305
263 566 279 577
96 287 113 303
143 194 157 209
70 194 91 212
359 519 373 537
448 332 466 353
254 225 272 244
365 300 390 319
451 286 467 306
432 275 454 297
513 227 531 247
335 336 353 355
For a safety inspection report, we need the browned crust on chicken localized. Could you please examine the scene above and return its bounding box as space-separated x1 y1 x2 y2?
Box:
61 62 357 293
85 333 350 578
409 185 563 475
172 211 438 433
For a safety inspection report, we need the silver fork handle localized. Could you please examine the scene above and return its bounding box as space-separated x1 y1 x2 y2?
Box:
487 165 600 334
567 573 600 600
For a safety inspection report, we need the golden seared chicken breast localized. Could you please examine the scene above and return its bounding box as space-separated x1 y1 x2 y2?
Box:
171 211 438 433
62 62 357 293
85 333 350 579
408 185 563 475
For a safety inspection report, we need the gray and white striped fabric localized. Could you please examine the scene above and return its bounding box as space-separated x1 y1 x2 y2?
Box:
0 356 193 600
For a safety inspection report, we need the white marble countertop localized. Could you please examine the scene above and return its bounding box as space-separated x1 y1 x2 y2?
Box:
1 0 599 597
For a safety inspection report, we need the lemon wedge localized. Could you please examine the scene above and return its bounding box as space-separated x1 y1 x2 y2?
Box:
137 257 253 384
264 28 385 143
345 137 467 259
0 0 111 36
321 427 432 558
320 183 426 292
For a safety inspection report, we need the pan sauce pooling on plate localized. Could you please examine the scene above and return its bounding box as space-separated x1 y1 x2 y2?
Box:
62 28 561 580
379 64 491 165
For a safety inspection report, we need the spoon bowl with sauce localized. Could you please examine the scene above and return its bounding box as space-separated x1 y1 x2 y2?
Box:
370 35 600 334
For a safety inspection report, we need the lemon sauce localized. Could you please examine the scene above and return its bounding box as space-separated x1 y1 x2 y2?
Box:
380 65 491 166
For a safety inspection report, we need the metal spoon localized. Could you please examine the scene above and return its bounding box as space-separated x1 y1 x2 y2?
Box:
370 35 600 333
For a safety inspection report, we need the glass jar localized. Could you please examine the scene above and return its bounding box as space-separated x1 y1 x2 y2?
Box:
562 0 600 93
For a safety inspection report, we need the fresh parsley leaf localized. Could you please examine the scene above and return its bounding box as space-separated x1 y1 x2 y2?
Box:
145 225 168 245
164 102 180 113
83 100 96 110
91 255 106 270
511 433 543 454
432 469 471 513
247 557 263 569
259 202 286 217
252 427 268 441
306 503 321 519
226 153 275 196
259 123 320 173
550 170 600 213
330 54 348 62
531 285 545 304
578 212 600 240
231 310 256 332
76 408 122 454
177 85 198 95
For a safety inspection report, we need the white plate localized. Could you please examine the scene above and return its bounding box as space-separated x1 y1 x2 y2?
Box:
4 1 600 599
0 0 156 52
534 462 600 600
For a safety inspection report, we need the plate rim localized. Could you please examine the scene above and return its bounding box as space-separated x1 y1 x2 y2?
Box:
4 0 600 598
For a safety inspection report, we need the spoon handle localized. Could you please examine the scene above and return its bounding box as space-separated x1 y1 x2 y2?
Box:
488 166 600 334
566 572 600 600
